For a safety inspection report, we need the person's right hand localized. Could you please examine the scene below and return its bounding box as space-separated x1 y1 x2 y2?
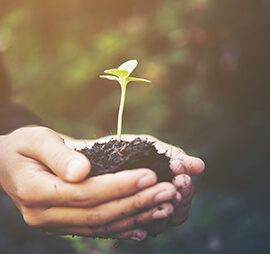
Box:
0 126 177 241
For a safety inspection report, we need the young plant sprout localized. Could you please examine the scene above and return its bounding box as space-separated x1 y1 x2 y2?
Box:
100 60 151 141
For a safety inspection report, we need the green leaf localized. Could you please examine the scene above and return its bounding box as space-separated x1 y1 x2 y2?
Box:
99 59 151 141
104 69 129 79
126 77 151 83
99 75 120 82
118 60 138 75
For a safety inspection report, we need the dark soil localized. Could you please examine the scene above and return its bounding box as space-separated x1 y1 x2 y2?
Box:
77 138 173 182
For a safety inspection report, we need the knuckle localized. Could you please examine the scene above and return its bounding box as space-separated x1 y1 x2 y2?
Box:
34 126 54 136
86 211 104 227
23 210 43 228
31 127 61 145
71 190 93 205
112 181 126 193
160 202 174 215
29 127 51 141
134 193 144 209
51 150 65 168
16 185 35 207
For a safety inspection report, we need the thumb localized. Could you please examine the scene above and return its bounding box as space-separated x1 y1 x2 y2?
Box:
17 127 91 182
170 154 205 176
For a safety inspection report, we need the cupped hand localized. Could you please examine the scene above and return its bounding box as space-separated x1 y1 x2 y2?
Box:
64 134 205 237
0 127 178 241
132 135 204 234
134 135 204 233
143 135 205 230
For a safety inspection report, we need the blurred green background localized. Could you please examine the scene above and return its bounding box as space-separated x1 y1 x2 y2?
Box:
0 0 270 253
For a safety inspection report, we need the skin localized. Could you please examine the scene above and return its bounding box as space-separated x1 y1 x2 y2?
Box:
0 126 205 241
58 133 205 237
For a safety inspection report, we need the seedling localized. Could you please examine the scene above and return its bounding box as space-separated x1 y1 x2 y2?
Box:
100 60 151 141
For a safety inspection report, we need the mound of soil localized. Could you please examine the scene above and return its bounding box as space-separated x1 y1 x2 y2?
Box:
78 137 173 182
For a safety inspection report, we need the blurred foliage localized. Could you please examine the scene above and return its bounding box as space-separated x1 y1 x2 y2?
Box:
0 0 270 253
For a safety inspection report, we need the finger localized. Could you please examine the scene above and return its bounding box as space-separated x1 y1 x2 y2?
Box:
26 182 176 228
170 154 205 176
173 174 192 192
125 135 205 176
136 135 205 176
19 168 157 207
41 203 174 236
171 191 182 207
103 229 148 241
173 175 195 205
15 127 91 182
169 175 195 227
168 202 191 227
112 228 147 241
167 182 195 227
168 190 193 227
170 160 189 175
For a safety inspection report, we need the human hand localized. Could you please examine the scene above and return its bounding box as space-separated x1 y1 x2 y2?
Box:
0 127 178 241
133 135 205 235
65 134 205 237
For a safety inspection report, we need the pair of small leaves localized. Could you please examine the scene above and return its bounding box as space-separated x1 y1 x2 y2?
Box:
100 60 151 86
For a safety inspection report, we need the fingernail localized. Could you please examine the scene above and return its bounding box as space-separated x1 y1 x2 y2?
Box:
174 175 190 189
66 159 82 181
154 190 175 203
152 208 169 219
138 174 156 189
152 203 174 219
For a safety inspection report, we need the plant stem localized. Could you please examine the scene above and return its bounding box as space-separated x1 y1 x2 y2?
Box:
117 80 127 141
